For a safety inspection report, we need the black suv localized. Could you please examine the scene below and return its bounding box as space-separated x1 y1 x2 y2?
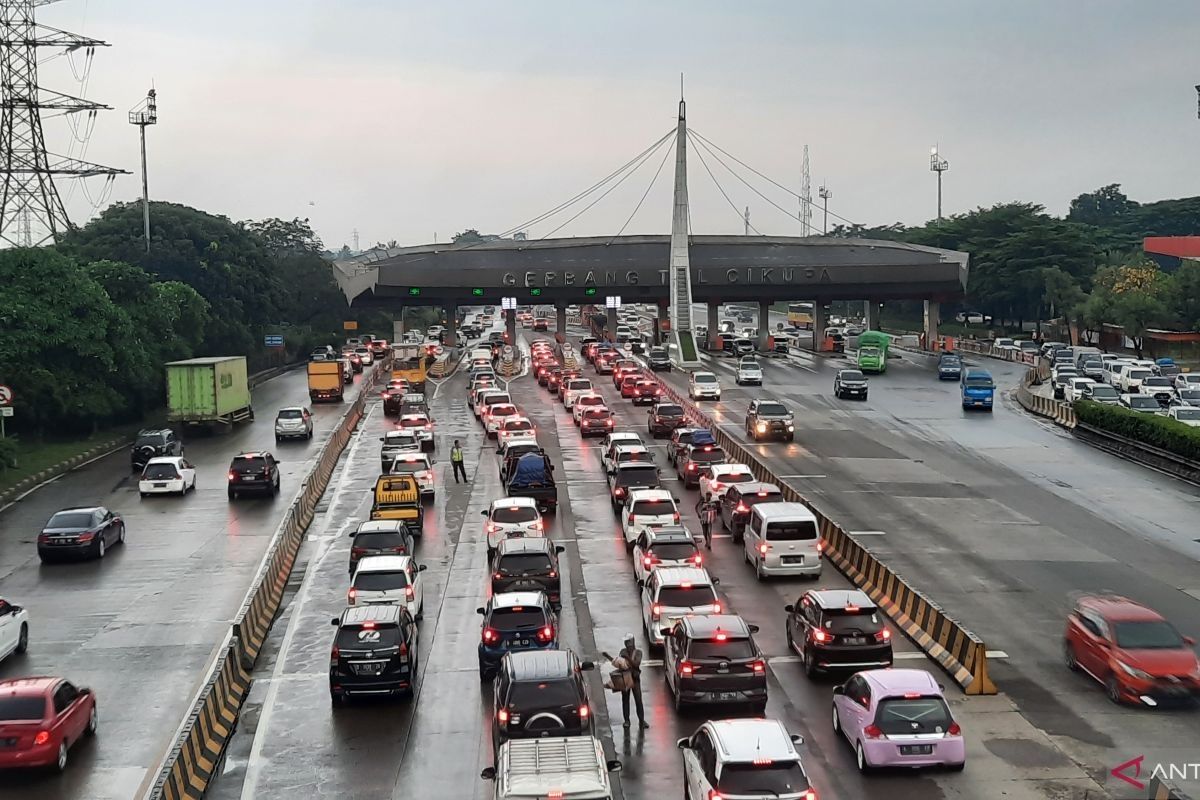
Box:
329 604 419 704
784 589 893 677
227 451 281 499
667 428 714 467
608 462 661 510
719 482 784 541
492 649 595 753
677 443 727 488
130 428 181 470
663 615 766 712
648 402 686 437
744 399 795 442
490 538 566 610
348 520 417 574
648 347 671 371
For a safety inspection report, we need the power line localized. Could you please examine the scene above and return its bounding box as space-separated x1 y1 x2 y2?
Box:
610 131 674 241
690 132 798 229
687 130 761 234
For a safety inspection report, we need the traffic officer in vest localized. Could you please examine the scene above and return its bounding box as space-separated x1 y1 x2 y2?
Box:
450 439 468 484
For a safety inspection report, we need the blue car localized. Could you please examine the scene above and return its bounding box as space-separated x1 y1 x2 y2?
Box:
937 352 963 381
477 591 559 680
961 369 995 411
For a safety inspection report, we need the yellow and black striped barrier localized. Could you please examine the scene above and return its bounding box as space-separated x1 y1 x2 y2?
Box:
1150 777 1193 799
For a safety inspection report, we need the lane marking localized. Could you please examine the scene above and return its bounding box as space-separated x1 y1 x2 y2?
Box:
777 474 827 479
850 530 887 536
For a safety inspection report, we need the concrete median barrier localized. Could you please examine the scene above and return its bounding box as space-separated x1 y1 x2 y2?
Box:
655 379 997 695
1015 367 1077 428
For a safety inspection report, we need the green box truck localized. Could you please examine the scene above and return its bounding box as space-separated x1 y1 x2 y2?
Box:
856 330 890 374
165 357 254 429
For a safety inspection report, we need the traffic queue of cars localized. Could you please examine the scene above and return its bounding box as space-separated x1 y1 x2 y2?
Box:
1046 346 1200 425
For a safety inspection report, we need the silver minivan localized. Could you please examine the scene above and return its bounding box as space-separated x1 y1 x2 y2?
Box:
743 502 823 580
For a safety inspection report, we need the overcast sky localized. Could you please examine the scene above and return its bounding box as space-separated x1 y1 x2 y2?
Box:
39 0 1200 250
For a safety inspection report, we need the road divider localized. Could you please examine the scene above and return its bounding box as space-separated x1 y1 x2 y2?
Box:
656 379 998 695
1015 367 1077 428
144 355 392 800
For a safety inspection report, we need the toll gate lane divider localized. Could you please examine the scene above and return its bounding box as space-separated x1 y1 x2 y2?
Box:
142 355 393 800
656 379 998 696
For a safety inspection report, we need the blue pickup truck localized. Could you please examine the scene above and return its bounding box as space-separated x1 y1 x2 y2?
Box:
960 369 995 411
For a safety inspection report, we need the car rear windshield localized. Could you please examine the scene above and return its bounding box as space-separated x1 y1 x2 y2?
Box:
390 461 427 475
382 434 417 446
277 409 303 419
584 409 611 420
756 403 789 416
232 457 266 472
493 506 539 524
568 380 591 390
400 417 428 427
497 553 553 574
717 761 808 794
1143 378 1171 387
689 638 755 660
490 607 549 631
143 463 180 480
719 471 753 484
822 609 884 633
764 520 818 541
1090 385 1119 398
875 696 953 735
353 571 408 590
48 511 94 528
135 433 164 447
689 449 726 464
510 679 578 707
656 405 683 416
658 585 717 607
0 697 45 721
1175 408 1200 421
1128 369 1152 380
739 491 783 507
485 395 512 405
649 541 697 560
335 624 402 650
354 532 409 551
1127 397 1159 409
631 499 673 515
578 396 604 406
504 420 534 432
1113 620 1185 649
616 466 659 486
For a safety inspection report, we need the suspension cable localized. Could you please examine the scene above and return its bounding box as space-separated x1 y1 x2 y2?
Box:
687 130 761 234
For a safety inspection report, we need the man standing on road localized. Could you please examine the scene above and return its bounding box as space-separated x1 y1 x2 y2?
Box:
603 634 648 730
450 439 468 484
696 497 717 549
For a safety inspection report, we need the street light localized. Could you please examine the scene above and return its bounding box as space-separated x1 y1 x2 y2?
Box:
818 185 832 234
930 145 949 221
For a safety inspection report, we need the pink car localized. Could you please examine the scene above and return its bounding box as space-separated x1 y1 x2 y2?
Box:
832 668 965 773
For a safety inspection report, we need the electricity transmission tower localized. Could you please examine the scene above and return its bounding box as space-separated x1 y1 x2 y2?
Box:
0 0 127 246
799 144 812 236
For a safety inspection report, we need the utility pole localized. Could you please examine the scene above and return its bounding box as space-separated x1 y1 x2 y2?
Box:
799 145 812 236
743 206 750 235
818 184 832 234
128 88 157 252
0 0 128 246
930 145 949 221
352 228 359 252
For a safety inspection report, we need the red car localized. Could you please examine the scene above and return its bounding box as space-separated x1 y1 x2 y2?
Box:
631 380 662 405
0 677 97 772
1064 594 1200 707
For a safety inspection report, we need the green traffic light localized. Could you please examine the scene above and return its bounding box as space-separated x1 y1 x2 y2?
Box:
408 287 421 297
471 288 484 297
584 287 597 296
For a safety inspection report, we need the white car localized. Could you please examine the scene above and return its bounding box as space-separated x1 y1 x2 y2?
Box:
631 526 702 582
572 393 607 425
735 358 763 386
474 388 505 419
600 432 644 472
992 337 1018 353
1167 406 1200 427
681 719 810 800
1138 376 1175 404
1118 367 1153 393
485 403 520 438
138 456 197 497
1064 377 1096 403
689 371 722 401
562 378 595 409
380 429 421 469
0 597 30 663
398 413 434 450
697 463 755 502
348 555 426 620
640 566 721 648
1174 374 1200 392
354 347 374 366
497 416 537 447
389 451 436 498
620 488 680 546
1102 360 1135 386
481 497 544 557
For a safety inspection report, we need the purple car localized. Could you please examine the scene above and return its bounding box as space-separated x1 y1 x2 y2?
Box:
832 669 965 773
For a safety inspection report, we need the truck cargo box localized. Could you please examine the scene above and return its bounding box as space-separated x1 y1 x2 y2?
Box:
165 357 253 427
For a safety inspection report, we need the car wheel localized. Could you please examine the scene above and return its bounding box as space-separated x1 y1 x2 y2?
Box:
754 556 764 581
1105 675 1123 705
139 492 147 498
54 742 68 774
946 761 966 772
96 538 106 560
832 704 841 734
275 436 282 444
856 741 873 774
118 526 125 545
330 691 344 707
86 706 97 736
228 488 237 500
1063 640 1080 672
803 648 817 677
307 429 313 439
16 623 28 654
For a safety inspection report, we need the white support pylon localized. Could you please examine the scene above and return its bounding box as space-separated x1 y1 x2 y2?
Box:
668 93 701 366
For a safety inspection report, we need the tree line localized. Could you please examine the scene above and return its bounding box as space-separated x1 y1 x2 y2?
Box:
0 201 403 444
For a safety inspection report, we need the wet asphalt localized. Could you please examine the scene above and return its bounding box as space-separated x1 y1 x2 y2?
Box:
0 366 368 799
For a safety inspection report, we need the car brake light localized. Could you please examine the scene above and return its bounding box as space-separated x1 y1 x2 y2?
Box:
812 628 830 643
329 646 340 666
801 791 817 800
578 704 589 719
708 792 724 800
679 661 694 676
628 514 635 525
673 512 681 523
486 523 498 534
758 543 769 555
347 587 357 604
228 471 237 481
948 722 961 736
715 632 727 641
687 463 696 471
736 502 747 512
692 553 702 565
863 724 884 739
643 556 654 568
752 757 773 765
536 625 554 643
845 605 860 612
482 627 500 644
876 629 891 642
33 731 50 746
532 519 543 531
398 642 409 662
405 586 415 600
497 708 509 724
752 659 766 674
817 540 824 553
651 604 662 620
712 601 722 612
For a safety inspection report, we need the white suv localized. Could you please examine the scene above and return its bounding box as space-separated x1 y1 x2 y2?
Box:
679 719 812 800
735 358 763 386
571 393 606 425
640 566 721 648
562 378 595 409
1117 367 1153 393
698 463 755 502
481 497 544 558
620 488 680 547
689 371 722 401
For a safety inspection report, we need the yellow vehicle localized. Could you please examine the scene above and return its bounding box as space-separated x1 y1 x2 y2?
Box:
370 475 424 530
391 343 427 393
787 302 814 330
307 361 344 402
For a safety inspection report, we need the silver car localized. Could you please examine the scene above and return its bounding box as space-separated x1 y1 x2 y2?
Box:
274 406 313 441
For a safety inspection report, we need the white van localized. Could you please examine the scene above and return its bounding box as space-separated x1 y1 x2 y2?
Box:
481 736 621 800
743 502 822 580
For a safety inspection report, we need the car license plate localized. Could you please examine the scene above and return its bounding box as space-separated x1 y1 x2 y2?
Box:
713 691 740 701
0 737 16 747
154 483 166 488
509 532 524 538
352 663 383 676
844 636 867 645
900 745 933 756
781 555 804 565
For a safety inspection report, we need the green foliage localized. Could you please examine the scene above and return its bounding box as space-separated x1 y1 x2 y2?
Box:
1073 400 1200 462
1168 260 1200 331
0 435 16 471
1067 184 1139 229
452 228 487 245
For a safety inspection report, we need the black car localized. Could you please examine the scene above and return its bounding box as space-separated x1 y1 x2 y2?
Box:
329 604 419 704
491 538 566 610
478 591 559 680
719 482 784 542
667 428 714 467
744 399 794 442
38 506 125 562
608 462 662 510
677 443 727 488
130 428 182 471
832 369 868 401
664 615 766 712
647 347 672 372
492 649 595 752
348 520 417 574
784 589 893 677
647 402 686 438
227 451 281 499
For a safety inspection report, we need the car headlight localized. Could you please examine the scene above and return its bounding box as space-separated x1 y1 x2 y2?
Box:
1116 661 1153 681
757 423 767 432
786 424 795 431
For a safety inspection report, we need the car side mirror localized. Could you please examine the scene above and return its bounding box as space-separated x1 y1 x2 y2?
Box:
476 607 486 615
418 564 427 572
330 617 340 626
496 448 502 455
784 604 795 613
636 579 645 588
832 684 845 695
790 734 805 745
711 577 720 586
480 766 497 780
747 624 760 634
606 759 623 773
480 509 489 516
580 660 595 671
555 545 565 554
1183 635 1196 646
676 738 690 750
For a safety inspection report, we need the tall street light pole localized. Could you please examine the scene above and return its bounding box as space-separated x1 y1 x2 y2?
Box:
930 145 949 222
818 184 831 234
128 89 158 252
